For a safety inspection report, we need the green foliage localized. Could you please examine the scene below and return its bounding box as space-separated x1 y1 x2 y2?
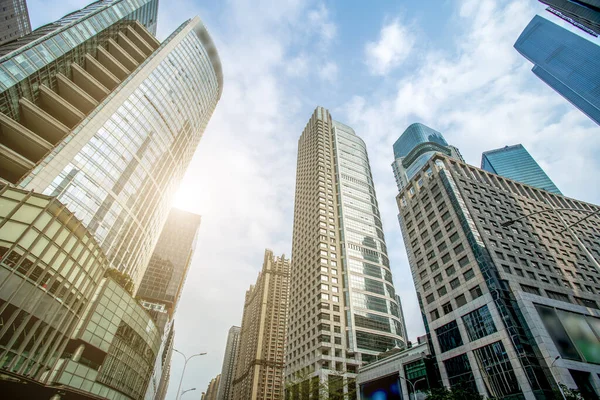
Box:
425 387 484 400
553 384 583 400
105 268 134 295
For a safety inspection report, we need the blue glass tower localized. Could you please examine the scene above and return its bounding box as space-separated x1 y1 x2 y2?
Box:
514 15 600 126
392 123 463 191
539 0 600 37
481 144 562 194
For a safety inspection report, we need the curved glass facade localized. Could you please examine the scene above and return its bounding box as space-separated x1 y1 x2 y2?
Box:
333 122 405 358
20 17 222 285
0 186 109 380
392 123 448 159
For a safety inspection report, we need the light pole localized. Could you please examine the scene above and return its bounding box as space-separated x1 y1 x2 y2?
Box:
501 206 600 270
174 350 207 400
181 388 197 398
398 376 426 400
549 355 566 400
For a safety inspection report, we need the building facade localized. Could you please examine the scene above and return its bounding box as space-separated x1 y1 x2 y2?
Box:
233 249 290 400
481 144 562 195
397 154 600 399
356 341 431 400
392 123 463 192
204 374 221 400
539 0 600 37
286 107 405 398
515 15 600 126
217 325 241 400
0 0 30 46
0 0 222 287
137 208 201 331
144 319 175 400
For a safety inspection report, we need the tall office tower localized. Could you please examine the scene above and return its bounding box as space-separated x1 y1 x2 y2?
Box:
481 144 562 195
204 374 222 400
539 0 600 36
0 0 222 287
392 123 463 192
286 107 405 398
395 295 407 343
397 154 600 399
137 208 201 332
0 0 31 46
233 249 290 400
145 319 175 400
515 15 600 126
217 326 241 400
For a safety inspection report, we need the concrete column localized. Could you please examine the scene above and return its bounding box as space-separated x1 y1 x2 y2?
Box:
126 25 154 56
56 73 98 114
97 47 130 80
133 21 160 49
19 98 70 145
117 32 147 64
71 63 110 102
38 85 85 129
0 143 35 183
107 38 138 71
0 112 52 162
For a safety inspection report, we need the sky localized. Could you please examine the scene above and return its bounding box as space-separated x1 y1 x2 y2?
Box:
28 0 600 397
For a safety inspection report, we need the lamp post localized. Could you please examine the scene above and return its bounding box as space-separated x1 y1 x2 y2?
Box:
398 376 426 400
549 355 566 400
181 388 197 398
174 350 207 400
500 206 600 270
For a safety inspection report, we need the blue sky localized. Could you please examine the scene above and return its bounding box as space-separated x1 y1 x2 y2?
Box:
28 0 600 397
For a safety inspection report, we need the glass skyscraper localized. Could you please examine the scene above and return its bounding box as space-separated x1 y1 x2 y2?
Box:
514 15 600 126
0 0 222 286
0 0 31 46
0 0 222 398
286 107 405 398
392 123 463 192
539 0 600 36
481 144 562 195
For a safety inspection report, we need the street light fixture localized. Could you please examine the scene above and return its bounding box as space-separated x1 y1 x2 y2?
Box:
549 355 566 400
174 350 207 400
181 387 197 398
398 375 426 400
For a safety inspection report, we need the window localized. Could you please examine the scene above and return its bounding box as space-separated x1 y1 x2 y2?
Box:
438 286 447 296
446 266 456 277
444 354 476 391
464 269 475 281
521 285 540 296
473 341 521 397
442 302 453 315
441 253 451 264
458 256 469 268
426 294 435 304
462 305 497 341
574 297 599 309
546 290 571 304
435 320 463 352
454 244 465 255
455 294 467 308
450 278 460 289
430 309 440 321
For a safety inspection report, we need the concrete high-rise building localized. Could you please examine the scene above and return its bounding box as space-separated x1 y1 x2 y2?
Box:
0 0 30 46
204 375 221 400
392 123 463 192
138 208 202 332
396 154 600 398
539 0 600 36
286 107 406 398
481 144 562 195
232 250 290 400
217 326 241 400
515 15 600 126
0 0 222 287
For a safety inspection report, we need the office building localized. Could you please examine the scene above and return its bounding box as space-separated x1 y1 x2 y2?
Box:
233 250 290 400
0 0 30 45
392 123 463 192
286 107 406 398
0 0 222 287
145 320 175 400
138 208 201 332
515 15 600 126
357 341 431 400
481 144 562 195
397 154 600 398
217 326 241 400
540 0 600 36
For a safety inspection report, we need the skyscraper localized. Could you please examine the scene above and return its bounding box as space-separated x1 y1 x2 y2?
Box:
539 0 600 36
204 375 221 400
515 15 600 125
138 208 202 332
0 0 31 45
392 123 463 192
396 154 600 398
233 250 290 400
0 0 222 287
217 326 241 400
286 107 405 398
481 144 562 195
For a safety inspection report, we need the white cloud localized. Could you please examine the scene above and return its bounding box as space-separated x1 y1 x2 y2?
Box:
365 18 415 75
286 54 309 77
318 61 338 82
307 3 337 44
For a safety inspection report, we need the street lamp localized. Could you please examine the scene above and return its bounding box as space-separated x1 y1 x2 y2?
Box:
398 375 426 400
181 388 197 398
500 207 600 269
549 355 566 400
174 350 207 400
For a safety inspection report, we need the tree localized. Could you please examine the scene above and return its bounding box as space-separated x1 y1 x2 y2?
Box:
105 268 134 295
425 387 484 400
553 384 583 400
